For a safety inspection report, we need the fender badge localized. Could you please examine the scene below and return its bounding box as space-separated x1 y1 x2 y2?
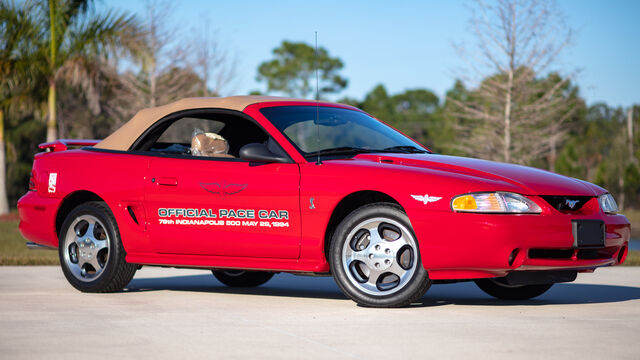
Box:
200 182 247 197
309 197 316 209
411 194 442 205
48 173 57 193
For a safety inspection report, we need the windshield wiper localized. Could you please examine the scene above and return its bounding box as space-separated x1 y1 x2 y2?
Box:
305 145 429 159
305 146 376 158
379 145 429 154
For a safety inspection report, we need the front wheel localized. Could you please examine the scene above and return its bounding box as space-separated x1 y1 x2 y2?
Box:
58 201 137 292
212 270 274 287
474 278 553 300
329 203 431 307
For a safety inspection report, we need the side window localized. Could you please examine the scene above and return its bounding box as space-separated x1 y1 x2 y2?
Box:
135 112 272 159
157 117 225 144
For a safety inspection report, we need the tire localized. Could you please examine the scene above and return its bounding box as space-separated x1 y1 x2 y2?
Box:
329 203 431 307
474 278 553 300
212 270 274 287
58 201 137 292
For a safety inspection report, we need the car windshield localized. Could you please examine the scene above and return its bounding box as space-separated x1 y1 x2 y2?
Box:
260 106 429 158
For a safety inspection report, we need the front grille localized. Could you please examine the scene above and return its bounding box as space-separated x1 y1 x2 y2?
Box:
540 195 593 212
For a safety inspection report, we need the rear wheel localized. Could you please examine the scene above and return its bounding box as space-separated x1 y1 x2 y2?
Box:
330 203 431 307
474 278 553 300
58 201 136 292
212 270 274 287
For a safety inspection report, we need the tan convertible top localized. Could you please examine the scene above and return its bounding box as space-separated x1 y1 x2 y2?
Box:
95 95 320 151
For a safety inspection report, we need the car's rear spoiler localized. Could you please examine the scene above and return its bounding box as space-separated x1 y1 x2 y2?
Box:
38 139 101 152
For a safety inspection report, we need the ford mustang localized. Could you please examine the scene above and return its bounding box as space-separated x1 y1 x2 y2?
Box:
18 96 631 307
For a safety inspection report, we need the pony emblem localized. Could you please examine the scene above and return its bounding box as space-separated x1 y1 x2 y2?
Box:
565 199 580 209
411 194 442 205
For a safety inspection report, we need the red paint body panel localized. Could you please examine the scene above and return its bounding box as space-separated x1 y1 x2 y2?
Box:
144 156 301 258
17 101 631 279
17 192 59 247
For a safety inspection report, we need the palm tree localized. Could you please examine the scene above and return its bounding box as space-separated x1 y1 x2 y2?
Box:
0 0 142 214
0 0 43 214
40 0 142 141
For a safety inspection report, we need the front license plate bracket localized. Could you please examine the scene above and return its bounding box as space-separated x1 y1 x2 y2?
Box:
571 219 605 248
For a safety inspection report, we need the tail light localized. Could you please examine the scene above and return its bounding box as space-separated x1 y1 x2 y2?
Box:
28 170 36 191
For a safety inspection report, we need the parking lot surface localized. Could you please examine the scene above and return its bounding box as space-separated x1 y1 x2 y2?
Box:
1 266 639 359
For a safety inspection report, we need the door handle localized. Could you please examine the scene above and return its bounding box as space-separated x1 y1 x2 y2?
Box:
156 177 178 186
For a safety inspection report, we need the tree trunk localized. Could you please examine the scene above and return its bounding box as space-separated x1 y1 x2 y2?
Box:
150 56 156 107
0 110 9 215
619 173 625 211
47 0 57 142
548 136 557 172
46 79 57 142
628 107 634 163
503 69 513 163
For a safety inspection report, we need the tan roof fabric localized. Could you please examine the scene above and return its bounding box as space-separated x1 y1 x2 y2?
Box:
94 95 320 151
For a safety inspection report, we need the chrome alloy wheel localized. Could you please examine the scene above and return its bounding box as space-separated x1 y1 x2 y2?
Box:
62 215 110 282
341 217 418 296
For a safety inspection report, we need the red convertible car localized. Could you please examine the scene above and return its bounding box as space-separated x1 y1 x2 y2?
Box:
18 96 630 307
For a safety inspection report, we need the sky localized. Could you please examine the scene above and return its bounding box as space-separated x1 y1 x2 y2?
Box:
105 0 640 108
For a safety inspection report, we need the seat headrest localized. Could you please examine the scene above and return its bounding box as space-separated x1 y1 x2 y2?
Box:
191 132 231 157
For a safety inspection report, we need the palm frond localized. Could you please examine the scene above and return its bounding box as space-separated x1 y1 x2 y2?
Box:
62 9 144 61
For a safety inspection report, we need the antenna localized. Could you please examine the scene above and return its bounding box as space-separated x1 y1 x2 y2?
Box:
315 31 322 165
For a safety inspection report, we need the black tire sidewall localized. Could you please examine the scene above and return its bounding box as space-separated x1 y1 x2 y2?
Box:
212 270 274 287
474 278 553 300
58 202 128 292
329 203 430 307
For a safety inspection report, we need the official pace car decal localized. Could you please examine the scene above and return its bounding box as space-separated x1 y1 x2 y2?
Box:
411 194 442 205
157 208 290 228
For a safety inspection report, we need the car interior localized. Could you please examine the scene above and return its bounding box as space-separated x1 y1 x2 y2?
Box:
131 112 287 159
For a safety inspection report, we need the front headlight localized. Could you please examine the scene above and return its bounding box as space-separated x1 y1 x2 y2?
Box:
451 192 542 214
598 193 619 214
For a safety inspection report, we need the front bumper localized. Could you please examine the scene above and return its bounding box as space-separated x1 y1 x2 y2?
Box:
410 204 630 280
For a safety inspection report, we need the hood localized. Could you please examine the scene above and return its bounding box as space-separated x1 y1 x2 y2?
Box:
353 153 603 196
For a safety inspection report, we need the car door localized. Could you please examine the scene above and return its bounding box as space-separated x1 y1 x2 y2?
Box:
140 111 301 259
145 157 300 258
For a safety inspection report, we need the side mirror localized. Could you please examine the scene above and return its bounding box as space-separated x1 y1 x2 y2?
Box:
239 143 289 163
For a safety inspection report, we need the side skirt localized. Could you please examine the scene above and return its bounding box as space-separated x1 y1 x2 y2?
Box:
126 252 331 273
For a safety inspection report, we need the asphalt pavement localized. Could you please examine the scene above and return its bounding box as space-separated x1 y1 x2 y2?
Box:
1 265 639 359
